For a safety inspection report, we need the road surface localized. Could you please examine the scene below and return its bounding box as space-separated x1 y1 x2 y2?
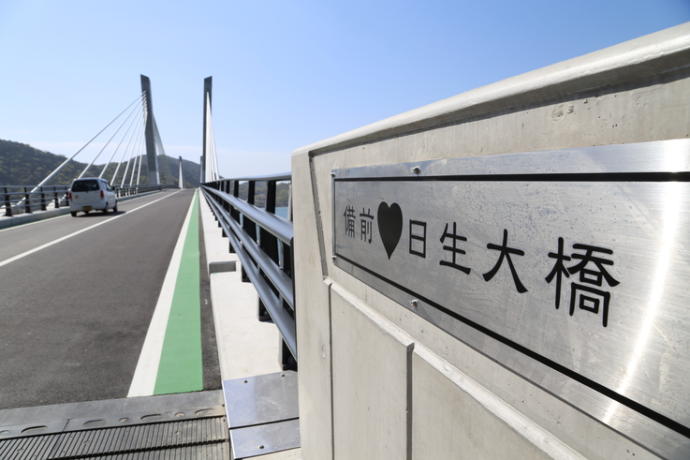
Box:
0 189 218 409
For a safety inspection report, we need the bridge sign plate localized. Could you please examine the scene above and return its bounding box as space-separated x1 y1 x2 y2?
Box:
332 139 690 454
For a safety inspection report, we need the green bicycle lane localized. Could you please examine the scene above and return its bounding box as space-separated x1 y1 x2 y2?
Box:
153 191 204 394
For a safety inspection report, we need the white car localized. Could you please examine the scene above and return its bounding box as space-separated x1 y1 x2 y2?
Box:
68 178 118 216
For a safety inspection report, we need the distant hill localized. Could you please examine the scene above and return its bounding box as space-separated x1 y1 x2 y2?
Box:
0 139 200 187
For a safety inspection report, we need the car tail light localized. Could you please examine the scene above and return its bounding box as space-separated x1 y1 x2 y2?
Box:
100 190 104 199
67 192 72 200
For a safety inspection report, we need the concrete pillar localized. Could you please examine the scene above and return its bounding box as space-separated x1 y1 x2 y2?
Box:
140 75 160 186
291 23 690 460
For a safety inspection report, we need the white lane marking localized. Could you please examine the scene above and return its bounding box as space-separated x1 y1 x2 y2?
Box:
0 191 167 234
128 190 197 397
0 190 181 269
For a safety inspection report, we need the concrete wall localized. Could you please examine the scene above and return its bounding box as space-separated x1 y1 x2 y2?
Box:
291 23 690 460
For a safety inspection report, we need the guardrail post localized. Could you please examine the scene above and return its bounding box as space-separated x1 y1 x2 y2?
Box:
280 339 298 371
243 181 257 240
64 187 70 206
219 181 228 238
3 187 11 217
216 184 223 228
40 186 47 211
226 181 239 254
53 186 59 208
231 181 239 221
240 181 257 283
24 187 31 214
282 238 296 371
258 180 279 322
222 180 231 223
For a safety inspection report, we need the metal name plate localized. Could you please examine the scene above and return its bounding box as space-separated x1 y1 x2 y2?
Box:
332 139 690 457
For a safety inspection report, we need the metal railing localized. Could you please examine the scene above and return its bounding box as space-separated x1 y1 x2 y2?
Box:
2 185 71 217
114 185 167 197
2 184 169 217
201 173 296 370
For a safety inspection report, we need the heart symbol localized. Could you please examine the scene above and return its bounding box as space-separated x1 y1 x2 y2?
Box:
377 202 403 259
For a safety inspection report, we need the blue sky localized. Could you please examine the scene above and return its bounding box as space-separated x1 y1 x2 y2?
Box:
0 1 688 177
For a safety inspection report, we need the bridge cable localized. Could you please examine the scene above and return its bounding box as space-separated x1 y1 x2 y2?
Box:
122 110 147 188
212 130 220 180
128 126 144 186
120 118 143 187
28 94 144 193
153 115 166 158
47 98 145 207
110 113 139 184
111 104 145 185
100 93 145 179
203 93 215 182
203 92 219 181
152 113 167 184
135 98 147 186
132 100 149 186
76 95 144 181
212 101 220 180
136 136 144 187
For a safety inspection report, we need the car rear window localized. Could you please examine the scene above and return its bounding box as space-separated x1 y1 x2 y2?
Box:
71 180 100 192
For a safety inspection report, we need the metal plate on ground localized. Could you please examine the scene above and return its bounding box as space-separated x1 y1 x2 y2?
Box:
209 260 237 274
0 416 229 459
64 404 225 431
332 138 690 457
230 418 300 459
223 371 298 428
0 390 225 438
0 392 229 459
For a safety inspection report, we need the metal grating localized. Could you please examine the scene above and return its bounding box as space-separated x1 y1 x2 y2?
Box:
0 416 228 459
77 443 231 459
0 433 61 460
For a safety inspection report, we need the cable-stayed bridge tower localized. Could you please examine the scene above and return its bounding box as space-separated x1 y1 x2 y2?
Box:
140 75 160 186
201 76 219 183
178 156 183 189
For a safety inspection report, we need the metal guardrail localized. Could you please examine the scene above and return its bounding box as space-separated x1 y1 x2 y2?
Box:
114 185 167 198
2 185 71 217
201 174 296 370
2 184 170 217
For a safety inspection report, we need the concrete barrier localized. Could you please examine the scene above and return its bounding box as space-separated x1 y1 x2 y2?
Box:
292 23 690 460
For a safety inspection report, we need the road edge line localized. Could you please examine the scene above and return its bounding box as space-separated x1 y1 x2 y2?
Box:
127 189 198 397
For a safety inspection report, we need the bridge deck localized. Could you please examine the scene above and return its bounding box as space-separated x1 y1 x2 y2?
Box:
0 189 220 409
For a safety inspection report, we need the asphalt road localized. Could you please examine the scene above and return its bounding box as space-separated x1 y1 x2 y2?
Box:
0 189 215 409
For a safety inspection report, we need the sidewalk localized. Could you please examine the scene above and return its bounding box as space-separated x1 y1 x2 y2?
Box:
199 191 302 460
198 191 283 379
